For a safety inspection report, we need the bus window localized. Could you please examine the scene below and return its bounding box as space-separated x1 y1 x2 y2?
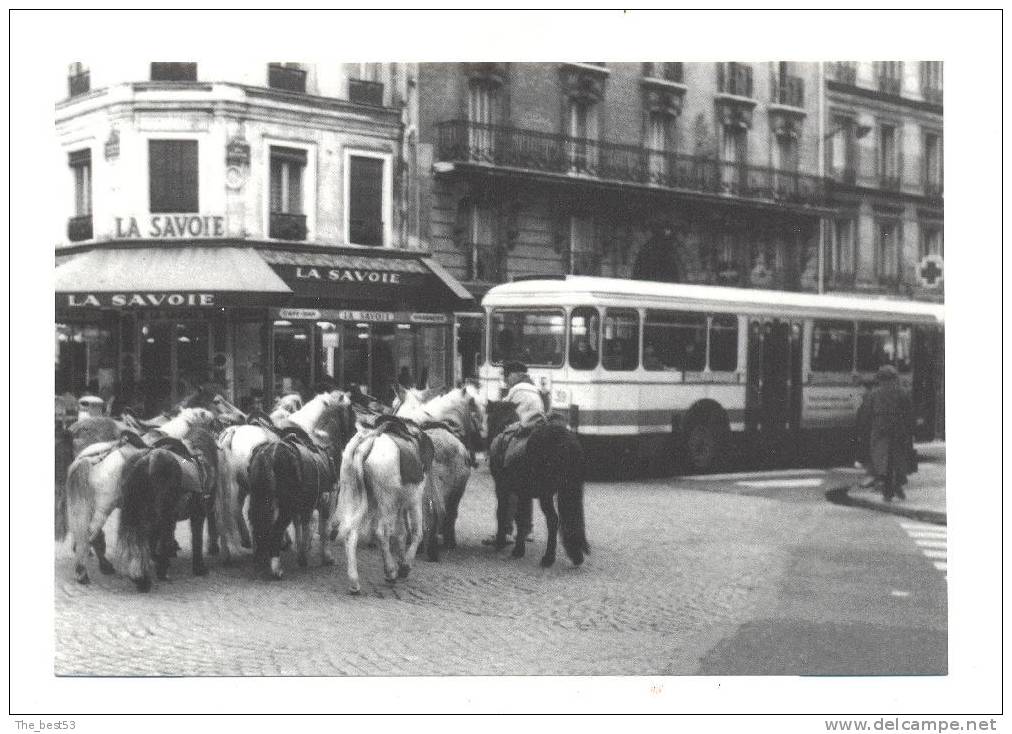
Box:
602 308 639 371
643 310 705 371
708 315 738 371
895 324 912 373
489 309 565 367
856 323 896 372
811 320 855 372
569 307 600 370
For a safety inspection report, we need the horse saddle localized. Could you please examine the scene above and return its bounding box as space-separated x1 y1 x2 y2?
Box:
372 415 435 484
490 415 553 475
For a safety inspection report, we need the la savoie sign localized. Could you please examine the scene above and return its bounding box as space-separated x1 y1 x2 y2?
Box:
65 293 217 307
114 215 226 239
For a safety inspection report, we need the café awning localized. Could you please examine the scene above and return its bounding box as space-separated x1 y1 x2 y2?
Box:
55 246 292 308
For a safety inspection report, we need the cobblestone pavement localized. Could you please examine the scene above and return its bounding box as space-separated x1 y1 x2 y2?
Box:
55 467 829 676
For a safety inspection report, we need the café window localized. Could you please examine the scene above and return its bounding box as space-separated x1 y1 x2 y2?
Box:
856 323 896 372
568 307 600 370
895 325 912 373
273 320 312 399
490 310 565 367
347 152 388 247
55 321 117 399
643 310 705 372
69 149 91 216
602 308 639 372
811 320 855 373
150 63 197 82
708 315 738 371
149 139 199 213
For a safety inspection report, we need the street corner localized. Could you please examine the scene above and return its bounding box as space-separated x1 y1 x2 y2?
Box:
828 483 946 526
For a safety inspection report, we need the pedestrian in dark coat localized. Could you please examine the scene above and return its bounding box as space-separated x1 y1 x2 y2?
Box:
854 376 877 487
866 364 915 501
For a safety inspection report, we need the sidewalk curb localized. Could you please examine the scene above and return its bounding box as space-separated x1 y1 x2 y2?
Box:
825 484 947 526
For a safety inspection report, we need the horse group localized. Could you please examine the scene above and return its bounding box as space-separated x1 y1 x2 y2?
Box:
55 380 589 595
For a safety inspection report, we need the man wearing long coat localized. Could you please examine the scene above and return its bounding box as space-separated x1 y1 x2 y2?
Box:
866 364 916 501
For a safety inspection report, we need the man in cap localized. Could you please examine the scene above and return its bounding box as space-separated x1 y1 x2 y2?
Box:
865 364 916 501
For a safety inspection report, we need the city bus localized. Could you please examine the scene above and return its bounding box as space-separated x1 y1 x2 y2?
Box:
478 275 944 474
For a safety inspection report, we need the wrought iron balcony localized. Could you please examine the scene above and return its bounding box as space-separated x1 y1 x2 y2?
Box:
68 71 90 97
67 215 93 242
774 75 804 108
467 243 508 283
269 212 307 241
349 78 384 106
268 64 307 93
436 120 827 208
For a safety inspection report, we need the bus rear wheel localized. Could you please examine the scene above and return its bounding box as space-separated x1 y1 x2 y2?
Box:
683 411 729 474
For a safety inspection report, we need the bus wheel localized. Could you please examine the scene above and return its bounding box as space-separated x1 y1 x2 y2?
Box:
683 410 729 474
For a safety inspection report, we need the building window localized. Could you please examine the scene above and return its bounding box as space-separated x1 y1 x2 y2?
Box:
68 62 90 97
467 204 504 282
268 63 307 93
878 123 899 190
347 153 388 247
721 125 747 193
830 61 857 85
149 139 198 214
150 63 197 82
349 63 384 105
567 98 598 172
827 114 857 183
876 61 903 95
68 149 92 242
718 62 753 97
467 80 498 160
921 61 943 104
923 131 942 195
269 146 307 241
774 62 804 107
647 111 672 181
829 217 855 279
920 224 943 259
568 216 599 275
875 220 900 281
643 62 683 83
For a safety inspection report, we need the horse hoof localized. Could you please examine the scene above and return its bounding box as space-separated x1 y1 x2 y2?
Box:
98 558 115 575
397 564 410 579
270 558 283 579
134 576 152 593
540 555 556 568
75 572 90 586
348 585 361 595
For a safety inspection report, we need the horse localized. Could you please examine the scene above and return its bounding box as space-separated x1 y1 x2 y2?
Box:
247 392 357 579
214 391 349 563
486 401 589 568
116 427 219 591
270 393 304 426
62 408 219 585
393 382 486 559
333 414 435 594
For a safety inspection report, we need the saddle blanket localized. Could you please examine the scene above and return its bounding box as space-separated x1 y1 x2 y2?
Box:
371 415 435 484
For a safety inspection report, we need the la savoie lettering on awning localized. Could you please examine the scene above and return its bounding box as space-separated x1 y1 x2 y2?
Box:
294 266 402 284
66 293 216 307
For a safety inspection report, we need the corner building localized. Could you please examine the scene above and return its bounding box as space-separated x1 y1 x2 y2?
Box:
55 62 473 417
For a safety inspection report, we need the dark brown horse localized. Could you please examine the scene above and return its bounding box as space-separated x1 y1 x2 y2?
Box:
487 402 589 568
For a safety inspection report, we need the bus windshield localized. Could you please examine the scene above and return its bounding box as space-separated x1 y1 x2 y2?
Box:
490 309 566 367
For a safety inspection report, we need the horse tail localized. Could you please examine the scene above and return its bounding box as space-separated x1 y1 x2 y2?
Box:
64 454 96 546
248 442 301 558
119 450 180 582
336 431 376 542
547 425 589 566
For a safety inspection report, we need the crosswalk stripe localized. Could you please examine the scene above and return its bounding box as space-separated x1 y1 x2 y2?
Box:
897 519 947 582
933 562 947 572
915 539 948 549
921 549 947 559
906 529 947 538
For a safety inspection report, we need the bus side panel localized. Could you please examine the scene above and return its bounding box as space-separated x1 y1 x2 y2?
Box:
802 377 861 429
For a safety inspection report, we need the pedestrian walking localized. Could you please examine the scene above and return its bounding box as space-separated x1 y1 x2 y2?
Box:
865 364 916 502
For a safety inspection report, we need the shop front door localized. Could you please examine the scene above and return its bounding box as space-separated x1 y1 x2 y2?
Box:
139 320 210 415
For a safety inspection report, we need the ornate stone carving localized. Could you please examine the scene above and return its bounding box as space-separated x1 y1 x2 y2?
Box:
463 62 507 88
716 98 755 130
768 105 807 141
560 65 607 104
643 86 683 118
104 128 120 161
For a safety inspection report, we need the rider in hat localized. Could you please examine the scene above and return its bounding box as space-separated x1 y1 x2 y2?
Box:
501 360 546 425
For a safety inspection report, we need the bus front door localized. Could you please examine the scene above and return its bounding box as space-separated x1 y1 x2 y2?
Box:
746 318 803 463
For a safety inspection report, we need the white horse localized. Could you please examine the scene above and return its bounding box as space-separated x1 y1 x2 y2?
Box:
270 393 304 426
394 383 486 557
214 391 346 562
62 408 218 585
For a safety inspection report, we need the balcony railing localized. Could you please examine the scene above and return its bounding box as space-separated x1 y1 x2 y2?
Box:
68 71 90 97
879 174 901 191
349 78 384 106
437 120 827 208
828 167 857 185
268 64 307 93
774 75 804 107
269 212 307 241
67 215 93 242
467 243 508 283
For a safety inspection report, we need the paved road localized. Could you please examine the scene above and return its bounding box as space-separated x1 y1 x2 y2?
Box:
54 465 946 676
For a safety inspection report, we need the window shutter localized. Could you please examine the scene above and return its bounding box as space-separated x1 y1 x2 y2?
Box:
150 140 198 213
349 156 384 246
